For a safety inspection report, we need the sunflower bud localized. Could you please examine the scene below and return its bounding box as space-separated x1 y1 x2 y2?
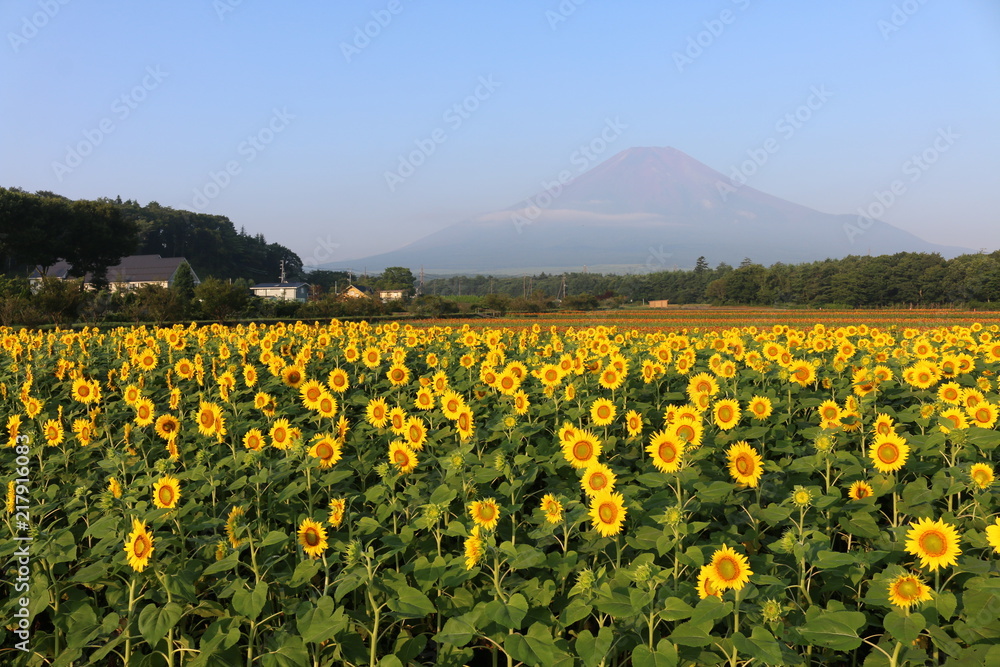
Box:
761 598 784 623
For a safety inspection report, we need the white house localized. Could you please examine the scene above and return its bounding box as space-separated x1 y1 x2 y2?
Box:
250 282 310 302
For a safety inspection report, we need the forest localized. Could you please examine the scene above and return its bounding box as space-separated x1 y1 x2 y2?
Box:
422 252 1000 309
0 187 302 284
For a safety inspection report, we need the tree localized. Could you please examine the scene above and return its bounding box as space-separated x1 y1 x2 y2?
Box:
378 267 416 294
172 261 196 302
194 278 249 322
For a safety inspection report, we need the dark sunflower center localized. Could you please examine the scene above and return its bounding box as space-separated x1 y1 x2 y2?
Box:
599 502 616 523
573 441 592 461
736 456 752 475
305 530 320 546
159 487 174 505
134 536 149 557
716 557 737 581
919 531 947 557
897 579 919 599
659 442 677 463
877 443 898 464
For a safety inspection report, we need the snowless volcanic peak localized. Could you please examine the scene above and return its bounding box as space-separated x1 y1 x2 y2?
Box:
336 147 970 274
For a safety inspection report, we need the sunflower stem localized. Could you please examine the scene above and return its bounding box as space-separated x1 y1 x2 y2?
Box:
124 576 138 665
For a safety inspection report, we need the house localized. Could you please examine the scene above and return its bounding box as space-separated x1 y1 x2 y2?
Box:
29 255 200 291
250 282 310 303
378 289 407 302
342 284 373 299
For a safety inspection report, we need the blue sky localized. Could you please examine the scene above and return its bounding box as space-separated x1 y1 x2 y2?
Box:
3 0 999 270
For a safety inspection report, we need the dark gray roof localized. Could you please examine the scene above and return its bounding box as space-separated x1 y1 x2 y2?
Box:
30 255 197 284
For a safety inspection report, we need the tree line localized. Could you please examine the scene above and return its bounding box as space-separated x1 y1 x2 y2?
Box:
422 252 1000 308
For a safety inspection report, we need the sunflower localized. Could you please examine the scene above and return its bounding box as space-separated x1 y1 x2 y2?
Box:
73 418 95 446
327 368 350 393
328 498 346 528
512 390 530 416
455 408 475 441
71 378 100 404
124 519 154 572
464 526 484 570
152 475 181 509
361 346 381 368
598 367 624 391
887 573 932 609
625 410 643 438
672 419 703 448
817 400 841 427
496 370 520 396
225 506 245 548
590 398 617 427
404 417 428 450
540 494 563 524
967 402 999 428
706 544 753 591
42 419 64 446
129 397 154 427
847 480 874 500
316 393 338 419
269 418 293 450
196 401 224 437
123 384 142 406
414 387 435 411
299 380 327 410
747 395 773 421
253 391 273 410
869 433 909 474
696 564 721 599
937 382 963 405
588 491 627 538
872 413 896 438
389 441 418 473
109 477 123 499
712 399 741 431
386 363 410 387
970 463 994 490
440 391 466 420
538 364 563 388
242 428 264 451
153 414 180 442
242 364 258 388
581 462 616 497
727 441 763 487
561 429 601 469
904 517 962 571
308 435 343 468
788 360 816 387
687 372 719 398
174 358 195 380
469 498 501 530
365 397 390 428
22 397 42 419
298 518 328 559
281 365 305 388
937 408 968 434
791 485 812 507
388 407 407 434
646 429 685 473
985 518 1000 554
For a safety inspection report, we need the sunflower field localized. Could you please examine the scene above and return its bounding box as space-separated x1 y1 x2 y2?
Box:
4 319 1000 666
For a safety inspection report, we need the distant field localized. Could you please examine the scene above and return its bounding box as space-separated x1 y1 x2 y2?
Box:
433 307 994 330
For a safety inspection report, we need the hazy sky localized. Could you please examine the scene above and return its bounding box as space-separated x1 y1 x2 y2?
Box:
3 1 999 270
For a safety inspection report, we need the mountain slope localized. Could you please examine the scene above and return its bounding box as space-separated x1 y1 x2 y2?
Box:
338 147 969 274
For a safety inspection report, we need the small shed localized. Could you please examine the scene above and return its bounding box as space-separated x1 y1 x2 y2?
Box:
378 289 407 302
342 284 373 299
